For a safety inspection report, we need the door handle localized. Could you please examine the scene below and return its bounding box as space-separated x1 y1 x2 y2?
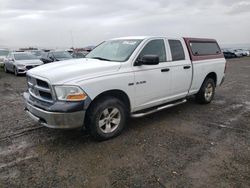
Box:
161 68 170 72
183 65 191 69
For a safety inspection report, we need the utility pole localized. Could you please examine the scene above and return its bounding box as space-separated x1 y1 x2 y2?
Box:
70 30 74 48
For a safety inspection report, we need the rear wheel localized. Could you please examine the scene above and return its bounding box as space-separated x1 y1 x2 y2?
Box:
196 78 215 104
85 97 127 141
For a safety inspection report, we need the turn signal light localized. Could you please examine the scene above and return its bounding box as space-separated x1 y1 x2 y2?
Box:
66 93 87 101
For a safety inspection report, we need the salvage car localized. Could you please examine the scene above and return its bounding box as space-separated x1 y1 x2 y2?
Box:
72 51 86 59
40 51 72 63
4 52 43 76
23 36 226 140
223 50 237 59
234 49 249 56
0 48 9 67
29 50 43 58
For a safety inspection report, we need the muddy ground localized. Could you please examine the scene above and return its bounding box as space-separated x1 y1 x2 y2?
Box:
0 58 249 188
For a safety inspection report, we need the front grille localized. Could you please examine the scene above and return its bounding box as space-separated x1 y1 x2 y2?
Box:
26 65 38 70
27 76 53 103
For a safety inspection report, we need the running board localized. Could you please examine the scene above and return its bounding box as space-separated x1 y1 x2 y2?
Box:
131 99 187 118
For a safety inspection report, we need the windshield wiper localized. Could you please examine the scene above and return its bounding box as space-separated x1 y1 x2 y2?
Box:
91 57 111 61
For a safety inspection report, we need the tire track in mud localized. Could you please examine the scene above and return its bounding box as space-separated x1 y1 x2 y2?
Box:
0 126 44 142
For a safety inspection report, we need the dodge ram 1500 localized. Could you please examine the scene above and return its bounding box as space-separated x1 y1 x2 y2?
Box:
23 36 226 140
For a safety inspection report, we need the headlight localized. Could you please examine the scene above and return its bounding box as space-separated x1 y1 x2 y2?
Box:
54 86 87 101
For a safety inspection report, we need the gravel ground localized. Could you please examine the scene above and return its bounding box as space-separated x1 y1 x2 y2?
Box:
0 58 250 188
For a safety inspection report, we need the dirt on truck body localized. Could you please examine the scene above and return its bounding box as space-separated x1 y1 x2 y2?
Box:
0 58 250 187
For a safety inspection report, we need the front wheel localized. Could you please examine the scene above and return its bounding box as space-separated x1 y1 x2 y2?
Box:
196 78 215 104
4 65 9 73
14 67 19 76
85 97 127 141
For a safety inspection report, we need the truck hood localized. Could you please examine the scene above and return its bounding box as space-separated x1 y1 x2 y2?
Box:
27 58 122 84
16 59 43 65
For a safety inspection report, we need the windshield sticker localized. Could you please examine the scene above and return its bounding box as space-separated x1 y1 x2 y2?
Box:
123 41 137 45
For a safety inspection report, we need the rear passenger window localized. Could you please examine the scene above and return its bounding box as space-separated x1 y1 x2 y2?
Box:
169 40 185 61
190 42 221 56
138 39 166 62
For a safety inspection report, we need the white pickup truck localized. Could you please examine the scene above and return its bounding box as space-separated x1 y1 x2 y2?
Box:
23 36 226 140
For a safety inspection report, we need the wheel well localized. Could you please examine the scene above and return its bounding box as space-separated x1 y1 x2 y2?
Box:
206 72 217 86
87 90 131 111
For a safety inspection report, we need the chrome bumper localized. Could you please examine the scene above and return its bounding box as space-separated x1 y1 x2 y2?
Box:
24 98 85 129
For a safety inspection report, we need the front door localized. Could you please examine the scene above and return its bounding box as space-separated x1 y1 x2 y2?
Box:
133 39 172 111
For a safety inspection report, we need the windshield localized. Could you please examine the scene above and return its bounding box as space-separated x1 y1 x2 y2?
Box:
86 39 142 62
14 53 39 60
53 51 72 59
31 51 42 56
0 50 9 56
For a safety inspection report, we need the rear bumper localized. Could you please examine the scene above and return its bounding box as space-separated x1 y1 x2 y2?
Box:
23 92 86 129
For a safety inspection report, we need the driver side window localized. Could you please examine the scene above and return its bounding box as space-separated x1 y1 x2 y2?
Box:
138 39 166 62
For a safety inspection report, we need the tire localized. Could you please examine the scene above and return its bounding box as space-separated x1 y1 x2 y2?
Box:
4 65 9 73
85 97 128 141
196 78 215 104
14 67 18 76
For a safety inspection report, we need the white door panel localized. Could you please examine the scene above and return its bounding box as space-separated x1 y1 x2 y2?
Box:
133 63 171 111
132 38 172 111
170 61 192 98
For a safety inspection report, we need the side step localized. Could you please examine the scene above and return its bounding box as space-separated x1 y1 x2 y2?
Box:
131 99 187 118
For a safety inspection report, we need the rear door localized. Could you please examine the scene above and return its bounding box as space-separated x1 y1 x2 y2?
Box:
167 39 192 99
133 38 172 111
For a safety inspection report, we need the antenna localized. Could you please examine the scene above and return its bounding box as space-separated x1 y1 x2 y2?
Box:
70 30 74 48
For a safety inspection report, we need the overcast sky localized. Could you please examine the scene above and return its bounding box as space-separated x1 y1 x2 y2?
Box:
0 0 249 48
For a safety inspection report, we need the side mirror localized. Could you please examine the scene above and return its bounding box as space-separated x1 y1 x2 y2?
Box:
136 55 159 66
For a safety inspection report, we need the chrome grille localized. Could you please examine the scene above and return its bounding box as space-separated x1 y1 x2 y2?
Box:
27 76 53 103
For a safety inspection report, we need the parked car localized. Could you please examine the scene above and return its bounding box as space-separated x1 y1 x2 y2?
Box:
0 48 9 67
24 36 226 141
40 51 72 63
229 49 243 57
29 50 43 58
223 50 237 59
65 49 74 55
234 49 250 56
72 51 86 59
3 52 43 76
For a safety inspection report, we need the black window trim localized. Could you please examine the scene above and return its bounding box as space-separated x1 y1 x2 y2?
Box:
134 38 167 65
168 39 186 61
189 41 222 56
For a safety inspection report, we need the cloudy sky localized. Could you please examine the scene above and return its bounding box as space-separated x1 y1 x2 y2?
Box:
0 0 249 48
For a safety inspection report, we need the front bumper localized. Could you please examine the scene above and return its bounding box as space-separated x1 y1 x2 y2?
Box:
17 65 42 74
23 92 86 129
17 68 27 74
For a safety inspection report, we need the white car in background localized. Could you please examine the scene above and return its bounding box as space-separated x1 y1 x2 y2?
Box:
234 49 250 56
3 52 44 76
0 48 9 66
